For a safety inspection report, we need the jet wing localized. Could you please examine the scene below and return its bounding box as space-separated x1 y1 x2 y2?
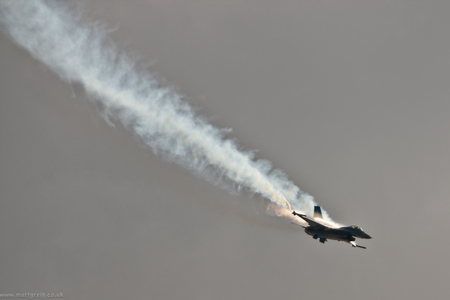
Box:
292 211 329 230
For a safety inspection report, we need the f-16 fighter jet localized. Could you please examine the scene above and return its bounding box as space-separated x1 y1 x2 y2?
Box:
292 206 371 249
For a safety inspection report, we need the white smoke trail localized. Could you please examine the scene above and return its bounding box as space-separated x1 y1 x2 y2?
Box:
0 0 331 220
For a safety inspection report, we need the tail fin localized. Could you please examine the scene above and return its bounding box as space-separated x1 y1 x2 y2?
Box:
314 206 323 219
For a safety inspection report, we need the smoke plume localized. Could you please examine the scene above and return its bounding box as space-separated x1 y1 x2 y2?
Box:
0 0 331 220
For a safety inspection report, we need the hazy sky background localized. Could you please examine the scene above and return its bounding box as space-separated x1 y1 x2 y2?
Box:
1 1 450 299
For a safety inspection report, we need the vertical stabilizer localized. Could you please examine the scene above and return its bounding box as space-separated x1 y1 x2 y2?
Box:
314 206 323 219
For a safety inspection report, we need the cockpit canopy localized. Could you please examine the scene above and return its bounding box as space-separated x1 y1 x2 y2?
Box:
349 225 363 231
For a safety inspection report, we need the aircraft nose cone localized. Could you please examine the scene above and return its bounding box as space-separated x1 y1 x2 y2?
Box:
364 233 372 239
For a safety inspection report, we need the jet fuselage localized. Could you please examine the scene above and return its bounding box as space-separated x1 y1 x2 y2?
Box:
304 227 356 243
292 207 371 249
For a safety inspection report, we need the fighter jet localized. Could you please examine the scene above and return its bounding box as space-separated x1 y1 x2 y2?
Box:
292 206 371 249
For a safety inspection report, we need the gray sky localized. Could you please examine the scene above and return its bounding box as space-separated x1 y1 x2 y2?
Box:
1 1 450 299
